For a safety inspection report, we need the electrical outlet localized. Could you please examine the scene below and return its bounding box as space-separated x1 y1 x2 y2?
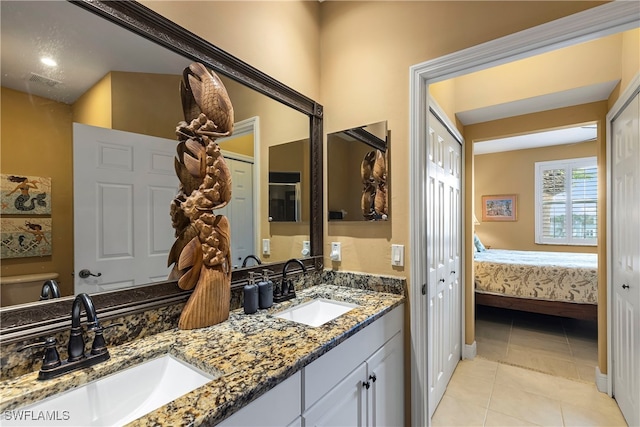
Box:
262 239 270 255
302 241 310 257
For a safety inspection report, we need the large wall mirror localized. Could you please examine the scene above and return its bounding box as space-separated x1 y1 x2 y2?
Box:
0 0 323 341
327 121 388 222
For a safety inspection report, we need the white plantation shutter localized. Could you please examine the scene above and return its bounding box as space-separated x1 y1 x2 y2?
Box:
535 157 597 245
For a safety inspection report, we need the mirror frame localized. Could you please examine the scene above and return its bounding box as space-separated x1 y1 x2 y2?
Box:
0 0 323 344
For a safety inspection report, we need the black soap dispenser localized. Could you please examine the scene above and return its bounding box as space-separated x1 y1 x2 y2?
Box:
258 269 273 309
244 272 259 314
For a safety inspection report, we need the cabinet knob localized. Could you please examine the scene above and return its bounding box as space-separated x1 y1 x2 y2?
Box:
622 284 630 289
362 381 370 389
369 374 377 382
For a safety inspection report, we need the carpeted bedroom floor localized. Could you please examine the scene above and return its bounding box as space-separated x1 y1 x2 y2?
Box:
474 305 598 383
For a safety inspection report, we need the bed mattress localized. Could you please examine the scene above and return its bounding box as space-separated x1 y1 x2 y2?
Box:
474 249 598 304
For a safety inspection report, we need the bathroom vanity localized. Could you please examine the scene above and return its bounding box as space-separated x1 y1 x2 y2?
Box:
0 284 404 426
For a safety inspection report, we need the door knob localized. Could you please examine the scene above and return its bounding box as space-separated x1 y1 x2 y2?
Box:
622 284 630 289
78 269 102 279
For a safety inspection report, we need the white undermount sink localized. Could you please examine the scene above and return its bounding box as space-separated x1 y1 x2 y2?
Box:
274 298 359 327
2 354 215 426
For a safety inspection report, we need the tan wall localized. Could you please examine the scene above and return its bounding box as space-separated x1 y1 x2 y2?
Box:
620 29 640 95
609 28 640 108
474 141 598 252
1 88 75 304
268 139 311 261
111 72 183 140
73 73 112 128
140 1 321 101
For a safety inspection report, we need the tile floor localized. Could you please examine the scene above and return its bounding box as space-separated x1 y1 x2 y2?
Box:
432 307 628 426
474 305 598 383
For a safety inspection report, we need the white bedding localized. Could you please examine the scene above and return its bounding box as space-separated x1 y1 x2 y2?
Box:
474 249 598 304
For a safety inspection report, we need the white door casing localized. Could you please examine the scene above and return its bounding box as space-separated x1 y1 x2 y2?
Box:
409 3 639 423
73 123 176 294
427 109 462 416
608 82 640 427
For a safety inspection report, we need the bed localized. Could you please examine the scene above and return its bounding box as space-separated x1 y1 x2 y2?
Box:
474 249 598 321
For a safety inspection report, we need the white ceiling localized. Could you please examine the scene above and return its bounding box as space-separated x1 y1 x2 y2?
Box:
1 1 187 104
457 80 619 126
474 125 597 155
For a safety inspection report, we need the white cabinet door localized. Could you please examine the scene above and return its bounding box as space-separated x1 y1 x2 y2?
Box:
367 332 404 427
217 371 301 427
303 363 367 427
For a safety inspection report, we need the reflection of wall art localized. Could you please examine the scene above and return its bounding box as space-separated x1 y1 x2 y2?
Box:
1 174 51 215
482 194 517 222
1 218 53 259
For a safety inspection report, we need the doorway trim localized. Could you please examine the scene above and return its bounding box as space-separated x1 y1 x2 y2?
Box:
409 2 640 424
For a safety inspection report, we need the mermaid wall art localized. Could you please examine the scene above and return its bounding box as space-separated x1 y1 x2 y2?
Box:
1 218 53 259
0 174 51 215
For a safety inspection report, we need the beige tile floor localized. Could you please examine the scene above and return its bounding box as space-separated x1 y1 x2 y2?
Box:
474 305 598 383
432 357 628 426
432 307 628 426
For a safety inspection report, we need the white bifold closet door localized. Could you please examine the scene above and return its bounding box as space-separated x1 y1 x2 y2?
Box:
426 109 462 417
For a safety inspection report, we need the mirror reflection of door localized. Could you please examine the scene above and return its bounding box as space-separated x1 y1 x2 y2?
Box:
73 124 177 294
269 178 301 222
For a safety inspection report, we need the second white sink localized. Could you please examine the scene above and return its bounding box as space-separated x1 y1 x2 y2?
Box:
274 298 359 327
1 354 215 426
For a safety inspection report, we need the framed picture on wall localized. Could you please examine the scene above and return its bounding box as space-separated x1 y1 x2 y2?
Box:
0 218 52 259
1 174 52 215
481 194 517 222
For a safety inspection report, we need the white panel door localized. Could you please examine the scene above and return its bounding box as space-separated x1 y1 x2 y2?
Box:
74 124 176 294
215 155 255 269
427 111 462 416
611 91 640 427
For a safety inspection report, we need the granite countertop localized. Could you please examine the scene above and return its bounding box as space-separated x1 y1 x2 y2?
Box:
0 284 404 426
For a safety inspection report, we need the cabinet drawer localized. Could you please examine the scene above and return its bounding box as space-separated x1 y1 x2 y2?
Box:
303 305 402 410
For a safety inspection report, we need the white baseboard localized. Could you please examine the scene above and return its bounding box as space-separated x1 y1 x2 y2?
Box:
595 366 608 393
463 341 477 359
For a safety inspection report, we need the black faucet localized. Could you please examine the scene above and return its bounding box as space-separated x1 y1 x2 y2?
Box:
274 259 307 303
19 293 120 380
241 254 262 268
68 293 100 362
39 279 61 300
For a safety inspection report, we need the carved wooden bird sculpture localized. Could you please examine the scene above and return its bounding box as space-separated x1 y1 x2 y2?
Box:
168 62 234 330
361 150 377 220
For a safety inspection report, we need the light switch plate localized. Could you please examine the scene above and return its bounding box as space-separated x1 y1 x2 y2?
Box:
391 244 404 267
302 240 310 257
262 239 270 255
330 242 341 262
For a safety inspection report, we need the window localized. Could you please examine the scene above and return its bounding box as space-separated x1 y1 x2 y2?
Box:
535 157 597 245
